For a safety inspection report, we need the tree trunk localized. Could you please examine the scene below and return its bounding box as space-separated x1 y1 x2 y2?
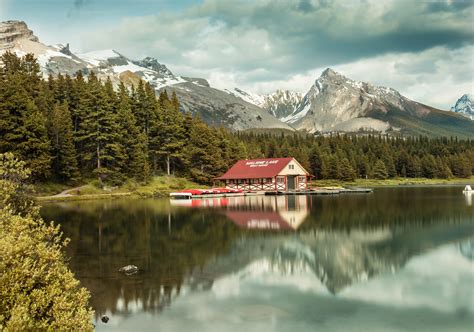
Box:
166 154 170 176
97 144 101 172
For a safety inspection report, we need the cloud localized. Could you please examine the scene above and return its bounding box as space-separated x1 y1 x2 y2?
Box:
80 0 473 107
331 46 474 110
73 0 90 9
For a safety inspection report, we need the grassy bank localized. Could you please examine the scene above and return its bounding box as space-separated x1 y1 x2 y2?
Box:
34 176 473 202
34 176 205 202
313 176 474 188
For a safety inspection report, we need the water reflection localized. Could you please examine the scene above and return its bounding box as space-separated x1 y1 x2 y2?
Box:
172 195 310 230
464 192 472 206
39 187 474 331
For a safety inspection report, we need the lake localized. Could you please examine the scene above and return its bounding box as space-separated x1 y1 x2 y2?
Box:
40 186 474 332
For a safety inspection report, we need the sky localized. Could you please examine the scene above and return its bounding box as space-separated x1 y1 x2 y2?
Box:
1 0 473 109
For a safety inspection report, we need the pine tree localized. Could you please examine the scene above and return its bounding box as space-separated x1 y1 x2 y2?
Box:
48 103 79 181
373 159 388 179
0 52 51 179
309 146 323 179
155 90 185 176
339 157 356 181
76 74 125 183
116 83 149 181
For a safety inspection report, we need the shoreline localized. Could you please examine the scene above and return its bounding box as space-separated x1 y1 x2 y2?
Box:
34 176 474 203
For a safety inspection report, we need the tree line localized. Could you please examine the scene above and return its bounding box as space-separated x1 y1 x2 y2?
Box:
237 132 474 180
0 52 472 186
0 52 246 184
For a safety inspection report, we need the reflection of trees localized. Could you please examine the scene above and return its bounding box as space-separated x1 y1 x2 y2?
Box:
41 199 244 317
300 187 474 230
39 188 474 317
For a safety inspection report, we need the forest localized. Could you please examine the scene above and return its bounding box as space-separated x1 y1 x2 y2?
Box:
1 51 473 186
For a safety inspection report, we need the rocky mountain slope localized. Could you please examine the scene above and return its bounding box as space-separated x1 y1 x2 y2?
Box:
451 94 473 120
0 20 292 132
261 90 303 119
225 88 302 119
1 20 471 137
282 68 474 138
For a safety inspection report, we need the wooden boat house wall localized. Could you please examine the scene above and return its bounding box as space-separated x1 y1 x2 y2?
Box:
215 157 311 192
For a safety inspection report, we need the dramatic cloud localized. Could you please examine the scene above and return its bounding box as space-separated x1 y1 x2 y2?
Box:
20 0 474 109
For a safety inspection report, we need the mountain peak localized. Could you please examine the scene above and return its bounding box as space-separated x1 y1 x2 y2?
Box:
451 94 474 120
132 56 174 77
321 68 338 78
0 20 39 50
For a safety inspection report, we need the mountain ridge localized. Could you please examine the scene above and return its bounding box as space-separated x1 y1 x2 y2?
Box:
1 20 472 138
0 20 292 132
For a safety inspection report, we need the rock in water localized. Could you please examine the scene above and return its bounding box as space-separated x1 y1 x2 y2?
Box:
119 265 139 275
101 315 109 323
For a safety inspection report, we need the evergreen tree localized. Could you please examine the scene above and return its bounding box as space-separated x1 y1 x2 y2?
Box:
373 160 388 179
48 103 79 181
309 146 323 179
340 157 356 181
0 52 51 179
155 90 185 175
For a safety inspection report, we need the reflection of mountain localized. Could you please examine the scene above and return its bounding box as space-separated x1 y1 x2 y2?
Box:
459 239 474 260
39 187 474 321
191 223 474 294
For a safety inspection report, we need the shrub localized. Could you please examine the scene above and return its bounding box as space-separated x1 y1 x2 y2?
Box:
0 153 94 331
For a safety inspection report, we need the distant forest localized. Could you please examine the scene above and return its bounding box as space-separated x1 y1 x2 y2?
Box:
1 52 473 185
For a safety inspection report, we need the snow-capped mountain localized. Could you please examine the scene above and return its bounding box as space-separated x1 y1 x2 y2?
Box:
0 20 292 132
261 90 303 119
451 94 473 120
225 88 303 119
1 20 472 137
282 68 474 137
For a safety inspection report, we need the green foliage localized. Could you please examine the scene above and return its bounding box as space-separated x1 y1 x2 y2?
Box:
47 103 79 181
373 160 388 179
0 52 51 179
0 153 93 331
0 52 473 186
236 133 474 181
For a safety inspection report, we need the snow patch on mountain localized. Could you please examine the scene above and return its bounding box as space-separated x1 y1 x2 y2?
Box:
451 94 473 120
262 90 303 119
36 48 74 67
225 88 266 106
77 49 122 66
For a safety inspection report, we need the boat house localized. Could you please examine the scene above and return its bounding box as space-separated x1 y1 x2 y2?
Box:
215 157 311 192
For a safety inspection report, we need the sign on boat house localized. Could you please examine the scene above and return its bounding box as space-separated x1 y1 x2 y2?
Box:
216 157 311 191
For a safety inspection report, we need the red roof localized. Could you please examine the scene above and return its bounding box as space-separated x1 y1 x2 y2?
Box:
216 158 295 180
225 211 293 230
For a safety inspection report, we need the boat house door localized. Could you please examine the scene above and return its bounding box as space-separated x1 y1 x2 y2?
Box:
287 176 295 190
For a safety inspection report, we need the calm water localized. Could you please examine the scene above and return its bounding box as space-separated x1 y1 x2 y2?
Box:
40 186 474 332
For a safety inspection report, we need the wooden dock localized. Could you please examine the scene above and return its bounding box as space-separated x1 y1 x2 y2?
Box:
265 187 373 196
170 188 372 199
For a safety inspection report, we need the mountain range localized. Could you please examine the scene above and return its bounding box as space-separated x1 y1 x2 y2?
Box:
1 20 472 138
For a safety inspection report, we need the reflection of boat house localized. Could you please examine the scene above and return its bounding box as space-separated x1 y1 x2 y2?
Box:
225 195 310 230
216 157 310 192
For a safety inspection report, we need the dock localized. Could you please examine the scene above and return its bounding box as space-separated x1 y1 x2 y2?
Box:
170 187 372 199
265 187 373 196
